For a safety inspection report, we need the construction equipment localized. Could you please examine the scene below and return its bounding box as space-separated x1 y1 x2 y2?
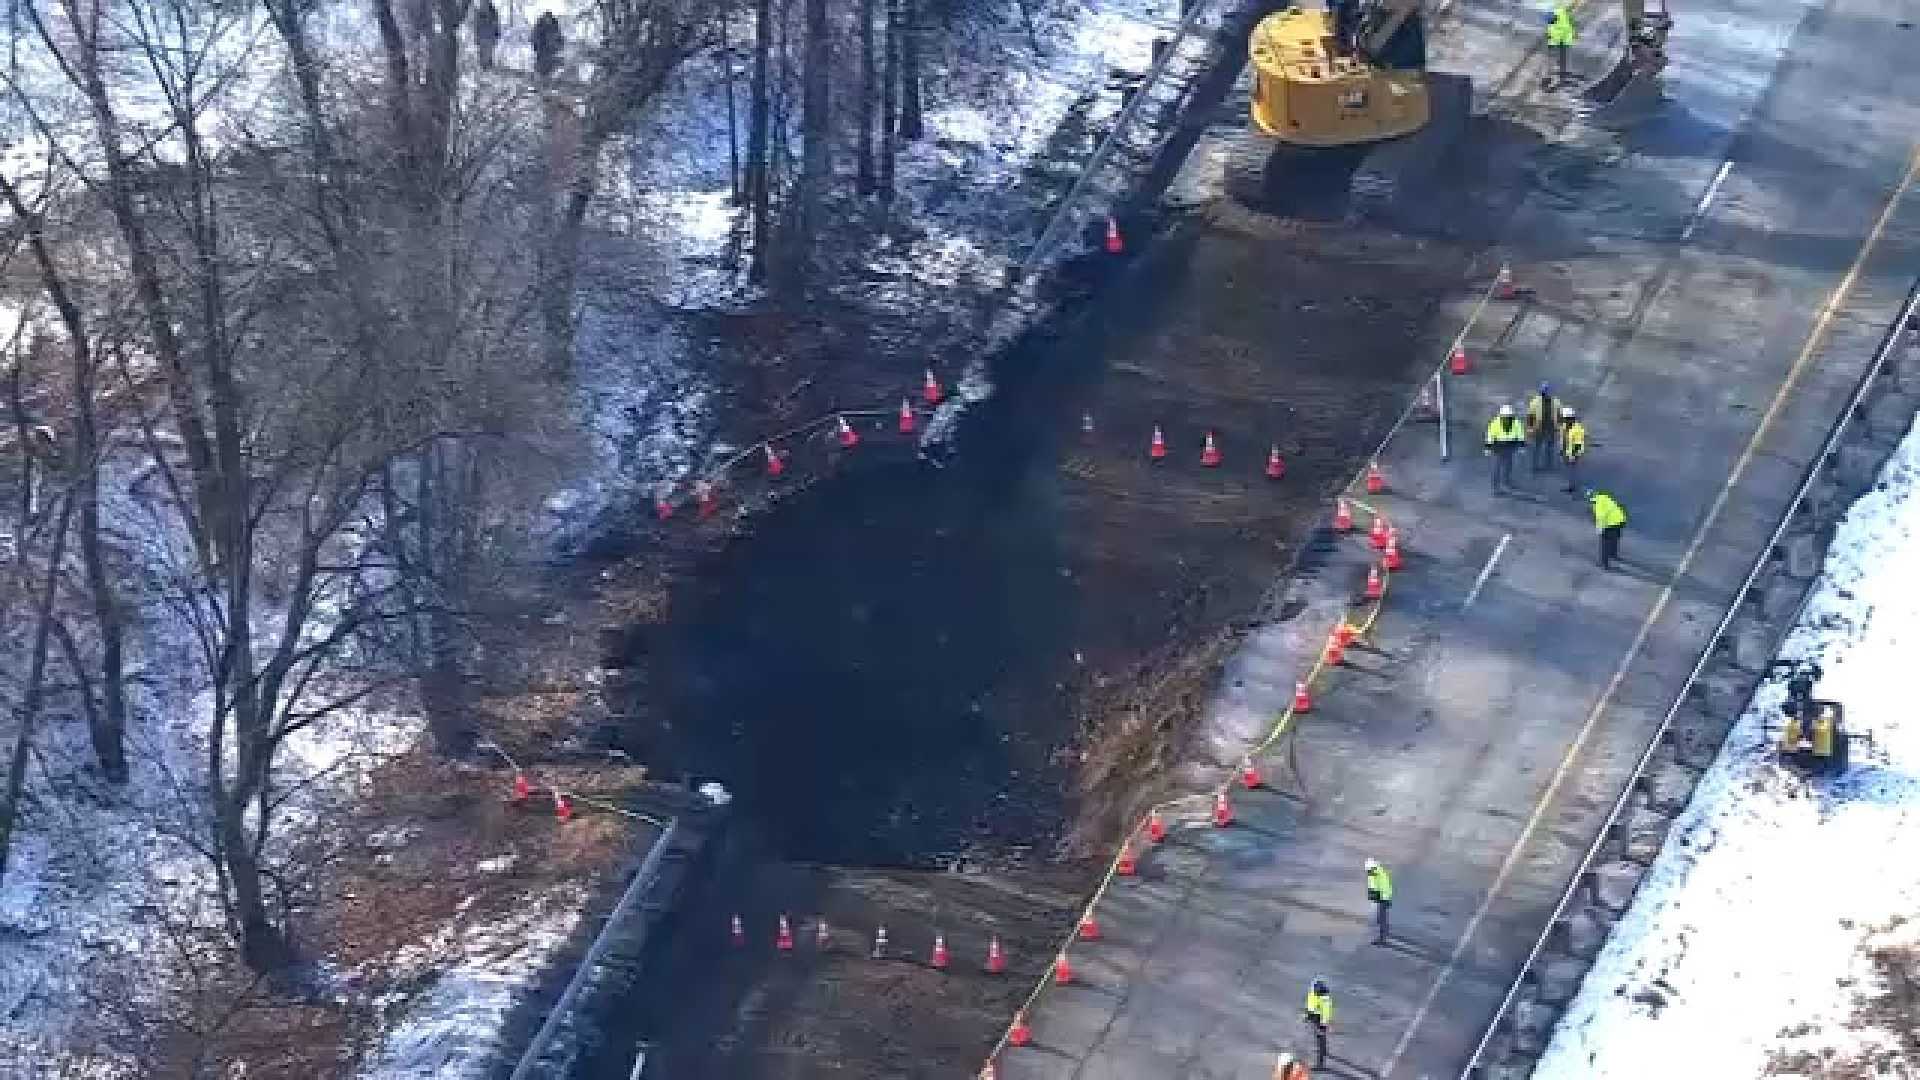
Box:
1229 0 1674 209
1583 0 1672 128
1772 660 1855 775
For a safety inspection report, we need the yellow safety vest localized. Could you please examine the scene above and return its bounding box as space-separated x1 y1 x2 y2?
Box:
1526 394 1553 434
1485 416 1525 446
1548 7 1575 47
1367 865 1393 902
1591 492 1626 529
1305 989 1334 1025
1562 420 1587 460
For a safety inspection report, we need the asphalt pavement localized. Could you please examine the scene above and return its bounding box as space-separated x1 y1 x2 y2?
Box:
998 0 1920 1076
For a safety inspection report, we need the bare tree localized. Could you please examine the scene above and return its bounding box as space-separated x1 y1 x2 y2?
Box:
794 0 828 250
537 0 711 373
880 0 899 196
0 170 129 784
856 0 876 194
897 0 923 140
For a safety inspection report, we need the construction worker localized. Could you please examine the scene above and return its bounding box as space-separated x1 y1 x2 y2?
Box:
1545 3 1576 86
1364 857 1394 945
1560 406 1587 494
1526 382 1557 471
1588 489 1627 569
1303 978 1333 1068
1274 1051 1311 1080
1484 404 1526 492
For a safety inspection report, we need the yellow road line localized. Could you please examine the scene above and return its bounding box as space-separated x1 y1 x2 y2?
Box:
1382 141 1920 1078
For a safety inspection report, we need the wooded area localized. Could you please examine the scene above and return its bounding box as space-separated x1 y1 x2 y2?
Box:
0 0 1016 1064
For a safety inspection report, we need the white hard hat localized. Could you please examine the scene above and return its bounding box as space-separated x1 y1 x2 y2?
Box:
1364 857 1379 870
1561 405 1576 418
1498 404 1515 417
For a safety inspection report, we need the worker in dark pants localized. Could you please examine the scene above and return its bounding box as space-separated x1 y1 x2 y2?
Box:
1303 979 1334 1068
1365 858 1394 945
1560 406 1587 495
1588 489 1627 569
1545 3 1576 87
1526 382 1557 472
1484 404 1526 492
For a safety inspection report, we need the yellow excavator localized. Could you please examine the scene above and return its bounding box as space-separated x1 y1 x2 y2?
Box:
1228 0 1672 209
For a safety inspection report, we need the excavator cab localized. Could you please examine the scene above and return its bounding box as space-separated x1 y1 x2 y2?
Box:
1773 659 1852 775
1583 0 1673 127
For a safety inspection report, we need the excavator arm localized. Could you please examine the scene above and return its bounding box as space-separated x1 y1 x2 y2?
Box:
1357 0 1423 61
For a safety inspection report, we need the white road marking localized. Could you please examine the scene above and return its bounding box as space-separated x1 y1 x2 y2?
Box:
1679 159 1736 241
1462 533 1513 609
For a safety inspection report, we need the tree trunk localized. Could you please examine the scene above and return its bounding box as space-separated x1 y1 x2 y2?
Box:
898 0 923 140
721 12 743 202
746 0 775 282
881 0 899 196
796 0 829 250
0 169 128 784
0 491 76 887
856 0 876 195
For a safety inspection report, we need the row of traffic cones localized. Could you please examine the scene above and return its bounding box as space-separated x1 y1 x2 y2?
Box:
505 772 575 822
655 370 950 521
731 912 1012 972
1147 427 1360 484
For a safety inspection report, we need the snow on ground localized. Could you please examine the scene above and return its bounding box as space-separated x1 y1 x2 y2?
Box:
359 883 592 1080
1536 413 1920 1079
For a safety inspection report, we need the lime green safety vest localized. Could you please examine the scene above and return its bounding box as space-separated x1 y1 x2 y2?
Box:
1563 420 1588 460
1548 6 1576 47
1367 864 1394 902
1305 989 1334 1025
1591 492 1626 529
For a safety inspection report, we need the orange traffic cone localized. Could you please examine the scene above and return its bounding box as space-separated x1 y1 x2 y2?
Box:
1367 460 1385 494
1369 515 1390 550
1241 757 1263 789
764 443 785 477
695 479 717 519
1325 631 1347 666
1364 563 1384 600
509 773 531 806
1293 681 1313 713
1495 262 1517 300
1054 951 1074 985
872 925 889 959
1333 498 1354 532
815 917 831 949
730 913 746 947
924 368 944 405
1104 216 1124 254
898 398 915 435
654 485 674 521
1334 622 1357 648
776 914 795 951
931 932 950 969
1212 791 1234 827
986 935 1007 973
1010 1009 1032 1046
1266 444 1285 479
1384 530 1403 571
1078 911 1101 941
1117 842 1138 876
1147 808 1168 843
1149 425 1168 461
837 415 860 449
1201 431 1222 468
1449 346 1470 375
553 790 573 822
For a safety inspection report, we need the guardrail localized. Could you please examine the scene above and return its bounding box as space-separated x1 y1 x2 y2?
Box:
1460 271 1920 1078
508 818 680 1080
1014 0 1220 280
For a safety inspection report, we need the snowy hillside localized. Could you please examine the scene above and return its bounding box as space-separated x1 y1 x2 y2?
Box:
1536 413 1920 1078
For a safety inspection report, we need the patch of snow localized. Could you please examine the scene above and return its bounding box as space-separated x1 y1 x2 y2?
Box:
1536 411 1920 1078
359 885 592 1080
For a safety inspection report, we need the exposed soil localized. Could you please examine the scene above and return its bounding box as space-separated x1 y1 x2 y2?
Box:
574 101 1548 1075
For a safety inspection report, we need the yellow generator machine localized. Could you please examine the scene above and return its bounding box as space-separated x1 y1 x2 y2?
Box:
1228 0 1468 211
1774 660 1857 775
